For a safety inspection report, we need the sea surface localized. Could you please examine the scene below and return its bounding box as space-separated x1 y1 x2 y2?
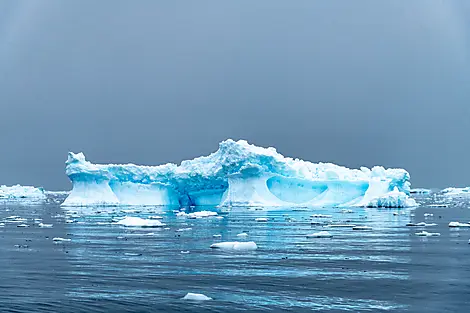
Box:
1 193 469 313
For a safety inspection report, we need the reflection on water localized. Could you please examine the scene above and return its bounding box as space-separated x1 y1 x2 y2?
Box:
0 194 469 312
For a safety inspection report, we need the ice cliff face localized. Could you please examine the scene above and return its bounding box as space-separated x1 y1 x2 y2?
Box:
62 139 414 208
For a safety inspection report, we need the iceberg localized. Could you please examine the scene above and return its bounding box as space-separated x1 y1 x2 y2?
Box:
62 139 414 208
0 185 46 200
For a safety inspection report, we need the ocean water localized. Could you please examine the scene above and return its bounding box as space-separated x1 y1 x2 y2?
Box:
1 194 469 312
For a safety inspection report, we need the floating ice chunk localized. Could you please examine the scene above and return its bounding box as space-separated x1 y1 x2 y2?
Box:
410 188 431 194
311 214 332 218
176 228 192 232
148 215 163 220
424 213 434 217
38 223 53 228
449 222 470 227
415 231 440 237
5 216 20 219
306 231 332 238
210 241 258 251
17 224 29 228
53 237 71 242
0 223 4 227
187 211 218 219
215 216 224 220
237 232 249 237
213 234 222 238
182 293 212 301
352 226 373 231
115 216 166 228
180 251 190 254
325 224 356 228
406 222 437 227
255 218 268 222
429 204 448 208
341 209 353 213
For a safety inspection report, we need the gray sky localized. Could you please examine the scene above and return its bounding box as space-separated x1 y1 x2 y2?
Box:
0 0 469 190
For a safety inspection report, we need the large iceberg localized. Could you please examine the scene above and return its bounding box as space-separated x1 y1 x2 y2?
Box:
0 185 46 200
62 139 414 208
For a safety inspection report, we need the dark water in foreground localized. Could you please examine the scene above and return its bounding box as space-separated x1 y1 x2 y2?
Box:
1 194 470 312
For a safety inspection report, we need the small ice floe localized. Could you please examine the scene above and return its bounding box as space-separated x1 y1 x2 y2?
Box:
124 253 142 256
177 211 217 219
215 216 224 220
255 218 268 222
52 237 71 242
210 241 258 251
325 224 356 228
38 223 53 228
213 234 222 238
410 188 431 194
180 251 190 254
65 220 75 224
148 215 163 220
121 209 141 214
415 231 441 237
406 222 437 227
429 204 448 208
182 293 212 301
306 231 333 238
424 213 434 217
0 223 4 227
164 227 170 230
352 226 373 231
5 216 20 219
237 232 249 237
142 232 155 236
8 218 27 223
449 222 470 227
311 214 332 218
115 216 166 228
176 228 192 232
341 209 353 213
17 224 29 228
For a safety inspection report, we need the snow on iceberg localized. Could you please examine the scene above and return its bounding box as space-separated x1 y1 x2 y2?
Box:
62 139 414 208
0 185 46 201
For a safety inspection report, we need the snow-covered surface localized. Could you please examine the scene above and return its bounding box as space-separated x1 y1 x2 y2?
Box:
62 139 414 208
182 293 212 301
115 216 166 227
0 185 46 200
210 241 258 251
